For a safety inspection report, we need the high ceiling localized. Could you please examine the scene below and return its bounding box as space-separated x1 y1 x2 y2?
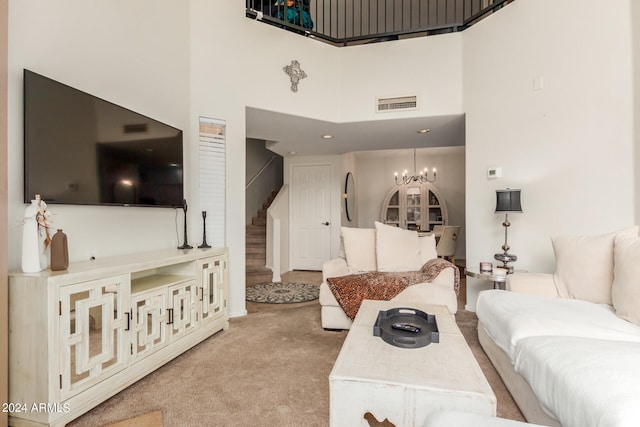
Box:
246 107 465 157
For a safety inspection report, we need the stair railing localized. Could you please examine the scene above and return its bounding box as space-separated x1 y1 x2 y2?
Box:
246 0 515 46
246 155 277 190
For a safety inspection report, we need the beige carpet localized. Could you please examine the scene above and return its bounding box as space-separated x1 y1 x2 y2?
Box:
103 411 163 427
68 277 524 427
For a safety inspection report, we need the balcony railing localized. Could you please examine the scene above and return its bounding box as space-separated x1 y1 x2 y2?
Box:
246 0 514 46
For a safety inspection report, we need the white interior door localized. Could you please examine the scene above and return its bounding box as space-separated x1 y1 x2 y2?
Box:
290 164 331 270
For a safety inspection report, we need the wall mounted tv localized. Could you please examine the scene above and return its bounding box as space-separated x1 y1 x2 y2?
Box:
23 69 184 208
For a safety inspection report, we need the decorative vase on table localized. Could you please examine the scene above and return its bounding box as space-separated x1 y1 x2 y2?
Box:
21 195 52 273
50 229 69 271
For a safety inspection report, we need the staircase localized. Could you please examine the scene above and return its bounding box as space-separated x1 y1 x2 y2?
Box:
246 191 278 286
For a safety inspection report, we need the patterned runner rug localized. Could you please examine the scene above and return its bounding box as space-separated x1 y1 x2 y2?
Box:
246 282 319 304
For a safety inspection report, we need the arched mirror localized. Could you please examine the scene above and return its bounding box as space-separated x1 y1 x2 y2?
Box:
344 172 355 222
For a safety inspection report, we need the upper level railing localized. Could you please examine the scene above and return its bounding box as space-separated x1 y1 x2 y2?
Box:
246 0 514 46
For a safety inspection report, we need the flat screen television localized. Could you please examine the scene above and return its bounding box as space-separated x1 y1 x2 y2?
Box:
23 69 184 208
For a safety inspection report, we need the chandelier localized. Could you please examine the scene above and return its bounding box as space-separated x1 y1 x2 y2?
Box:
394 148 436 185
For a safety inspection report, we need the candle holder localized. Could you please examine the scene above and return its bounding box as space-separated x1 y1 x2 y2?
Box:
198 211 211 249
177 199 193 250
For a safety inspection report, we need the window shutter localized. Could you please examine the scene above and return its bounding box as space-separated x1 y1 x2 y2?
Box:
198 117 226 247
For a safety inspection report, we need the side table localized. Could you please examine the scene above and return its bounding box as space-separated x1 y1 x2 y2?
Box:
465 269 509 290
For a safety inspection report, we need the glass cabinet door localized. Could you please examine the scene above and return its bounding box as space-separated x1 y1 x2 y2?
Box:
59 275 129 400
384 190 401 226
405 186 421 230
381 183 448 231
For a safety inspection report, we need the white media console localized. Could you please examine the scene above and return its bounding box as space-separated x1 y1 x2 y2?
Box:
8 248 229 427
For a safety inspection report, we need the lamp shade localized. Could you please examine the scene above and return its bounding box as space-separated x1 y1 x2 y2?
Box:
495 189 522 213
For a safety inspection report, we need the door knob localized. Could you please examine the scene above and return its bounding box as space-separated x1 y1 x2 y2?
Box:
322 222 330 226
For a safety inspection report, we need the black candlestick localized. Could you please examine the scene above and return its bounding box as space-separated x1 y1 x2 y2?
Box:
198 211 211 249
178 199 193 249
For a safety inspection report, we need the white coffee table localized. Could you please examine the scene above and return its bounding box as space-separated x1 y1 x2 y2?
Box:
329 300 496 427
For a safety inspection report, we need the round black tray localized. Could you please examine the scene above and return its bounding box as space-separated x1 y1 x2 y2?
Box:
373 307 439 349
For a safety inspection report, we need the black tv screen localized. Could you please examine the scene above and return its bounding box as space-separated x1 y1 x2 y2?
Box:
23 69 184 208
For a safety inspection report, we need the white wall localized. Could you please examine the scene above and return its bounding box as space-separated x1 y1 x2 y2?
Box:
463 0 635 309
8 1 191 265
338 34 464 121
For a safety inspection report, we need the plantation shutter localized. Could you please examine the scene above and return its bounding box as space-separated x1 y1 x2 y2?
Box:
198 117 226 247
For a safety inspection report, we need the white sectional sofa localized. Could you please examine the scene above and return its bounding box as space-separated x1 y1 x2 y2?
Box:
319 221 458 330
476 227 640 427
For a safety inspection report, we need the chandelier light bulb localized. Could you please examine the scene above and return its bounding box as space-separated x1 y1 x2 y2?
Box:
394 148 437 185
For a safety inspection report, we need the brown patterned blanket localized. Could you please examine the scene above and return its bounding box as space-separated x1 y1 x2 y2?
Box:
326 258 460 320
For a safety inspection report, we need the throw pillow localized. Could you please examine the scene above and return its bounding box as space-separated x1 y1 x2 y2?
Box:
340 226 377 272
419 233 438 264
551 226 639 304
612 234 640 325
374 221 422 272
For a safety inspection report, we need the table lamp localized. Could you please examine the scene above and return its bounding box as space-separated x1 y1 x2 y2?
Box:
494 189 522 273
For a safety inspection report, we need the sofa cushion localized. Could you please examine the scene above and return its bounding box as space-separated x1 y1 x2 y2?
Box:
340 226 377 272
513 336 640 427
612 234 640 325
419 233 438 264
374 221 421 272
476 290 640 362
551 226 639 304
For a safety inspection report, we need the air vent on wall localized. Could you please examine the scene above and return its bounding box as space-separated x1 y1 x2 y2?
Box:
123 123 148 134
376 95 418 112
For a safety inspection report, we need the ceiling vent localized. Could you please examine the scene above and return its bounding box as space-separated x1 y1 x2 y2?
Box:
376 95 418 112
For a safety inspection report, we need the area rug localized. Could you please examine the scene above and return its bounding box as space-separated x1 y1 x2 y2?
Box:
246 282 319 304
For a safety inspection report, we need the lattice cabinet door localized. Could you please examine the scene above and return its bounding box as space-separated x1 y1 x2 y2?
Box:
58 275 130 400
130 289 168 363
167 280 198 340
198 257 227 326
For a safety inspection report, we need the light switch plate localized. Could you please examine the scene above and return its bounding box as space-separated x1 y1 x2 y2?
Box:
487 167 502 179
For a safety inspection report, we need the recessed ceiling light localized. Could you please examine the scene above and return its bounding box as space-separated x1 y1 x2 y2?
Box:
289 151 297 155
322 134 334 140
417 128 431 134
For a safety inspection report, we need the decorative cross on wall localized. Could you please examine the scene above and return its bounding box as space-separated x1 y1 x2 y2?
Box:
283 60 307 92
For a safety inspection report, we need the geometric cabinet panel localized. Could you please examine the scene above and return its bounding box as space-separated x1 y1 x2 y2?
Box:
130 289 168 363
198 257 226 326
58 275 129 400
168 280 198 341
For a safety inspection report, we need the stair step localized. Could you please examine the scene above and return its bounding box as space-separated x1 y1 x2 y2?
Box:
246 225 266 236
246 257 266 267
257 209 267 218
246 266 273 285
252 217 266 226
246 246 265 254
246 252 266 260
246 235 266 245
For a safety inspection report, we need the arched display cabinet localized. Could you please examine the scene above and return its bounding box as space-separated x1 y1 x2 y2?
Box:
380 183 448 231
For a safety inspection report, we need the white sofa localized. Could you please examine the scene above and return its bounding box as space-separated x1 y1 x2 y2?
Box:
476 227 640 427
319 221 458 330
